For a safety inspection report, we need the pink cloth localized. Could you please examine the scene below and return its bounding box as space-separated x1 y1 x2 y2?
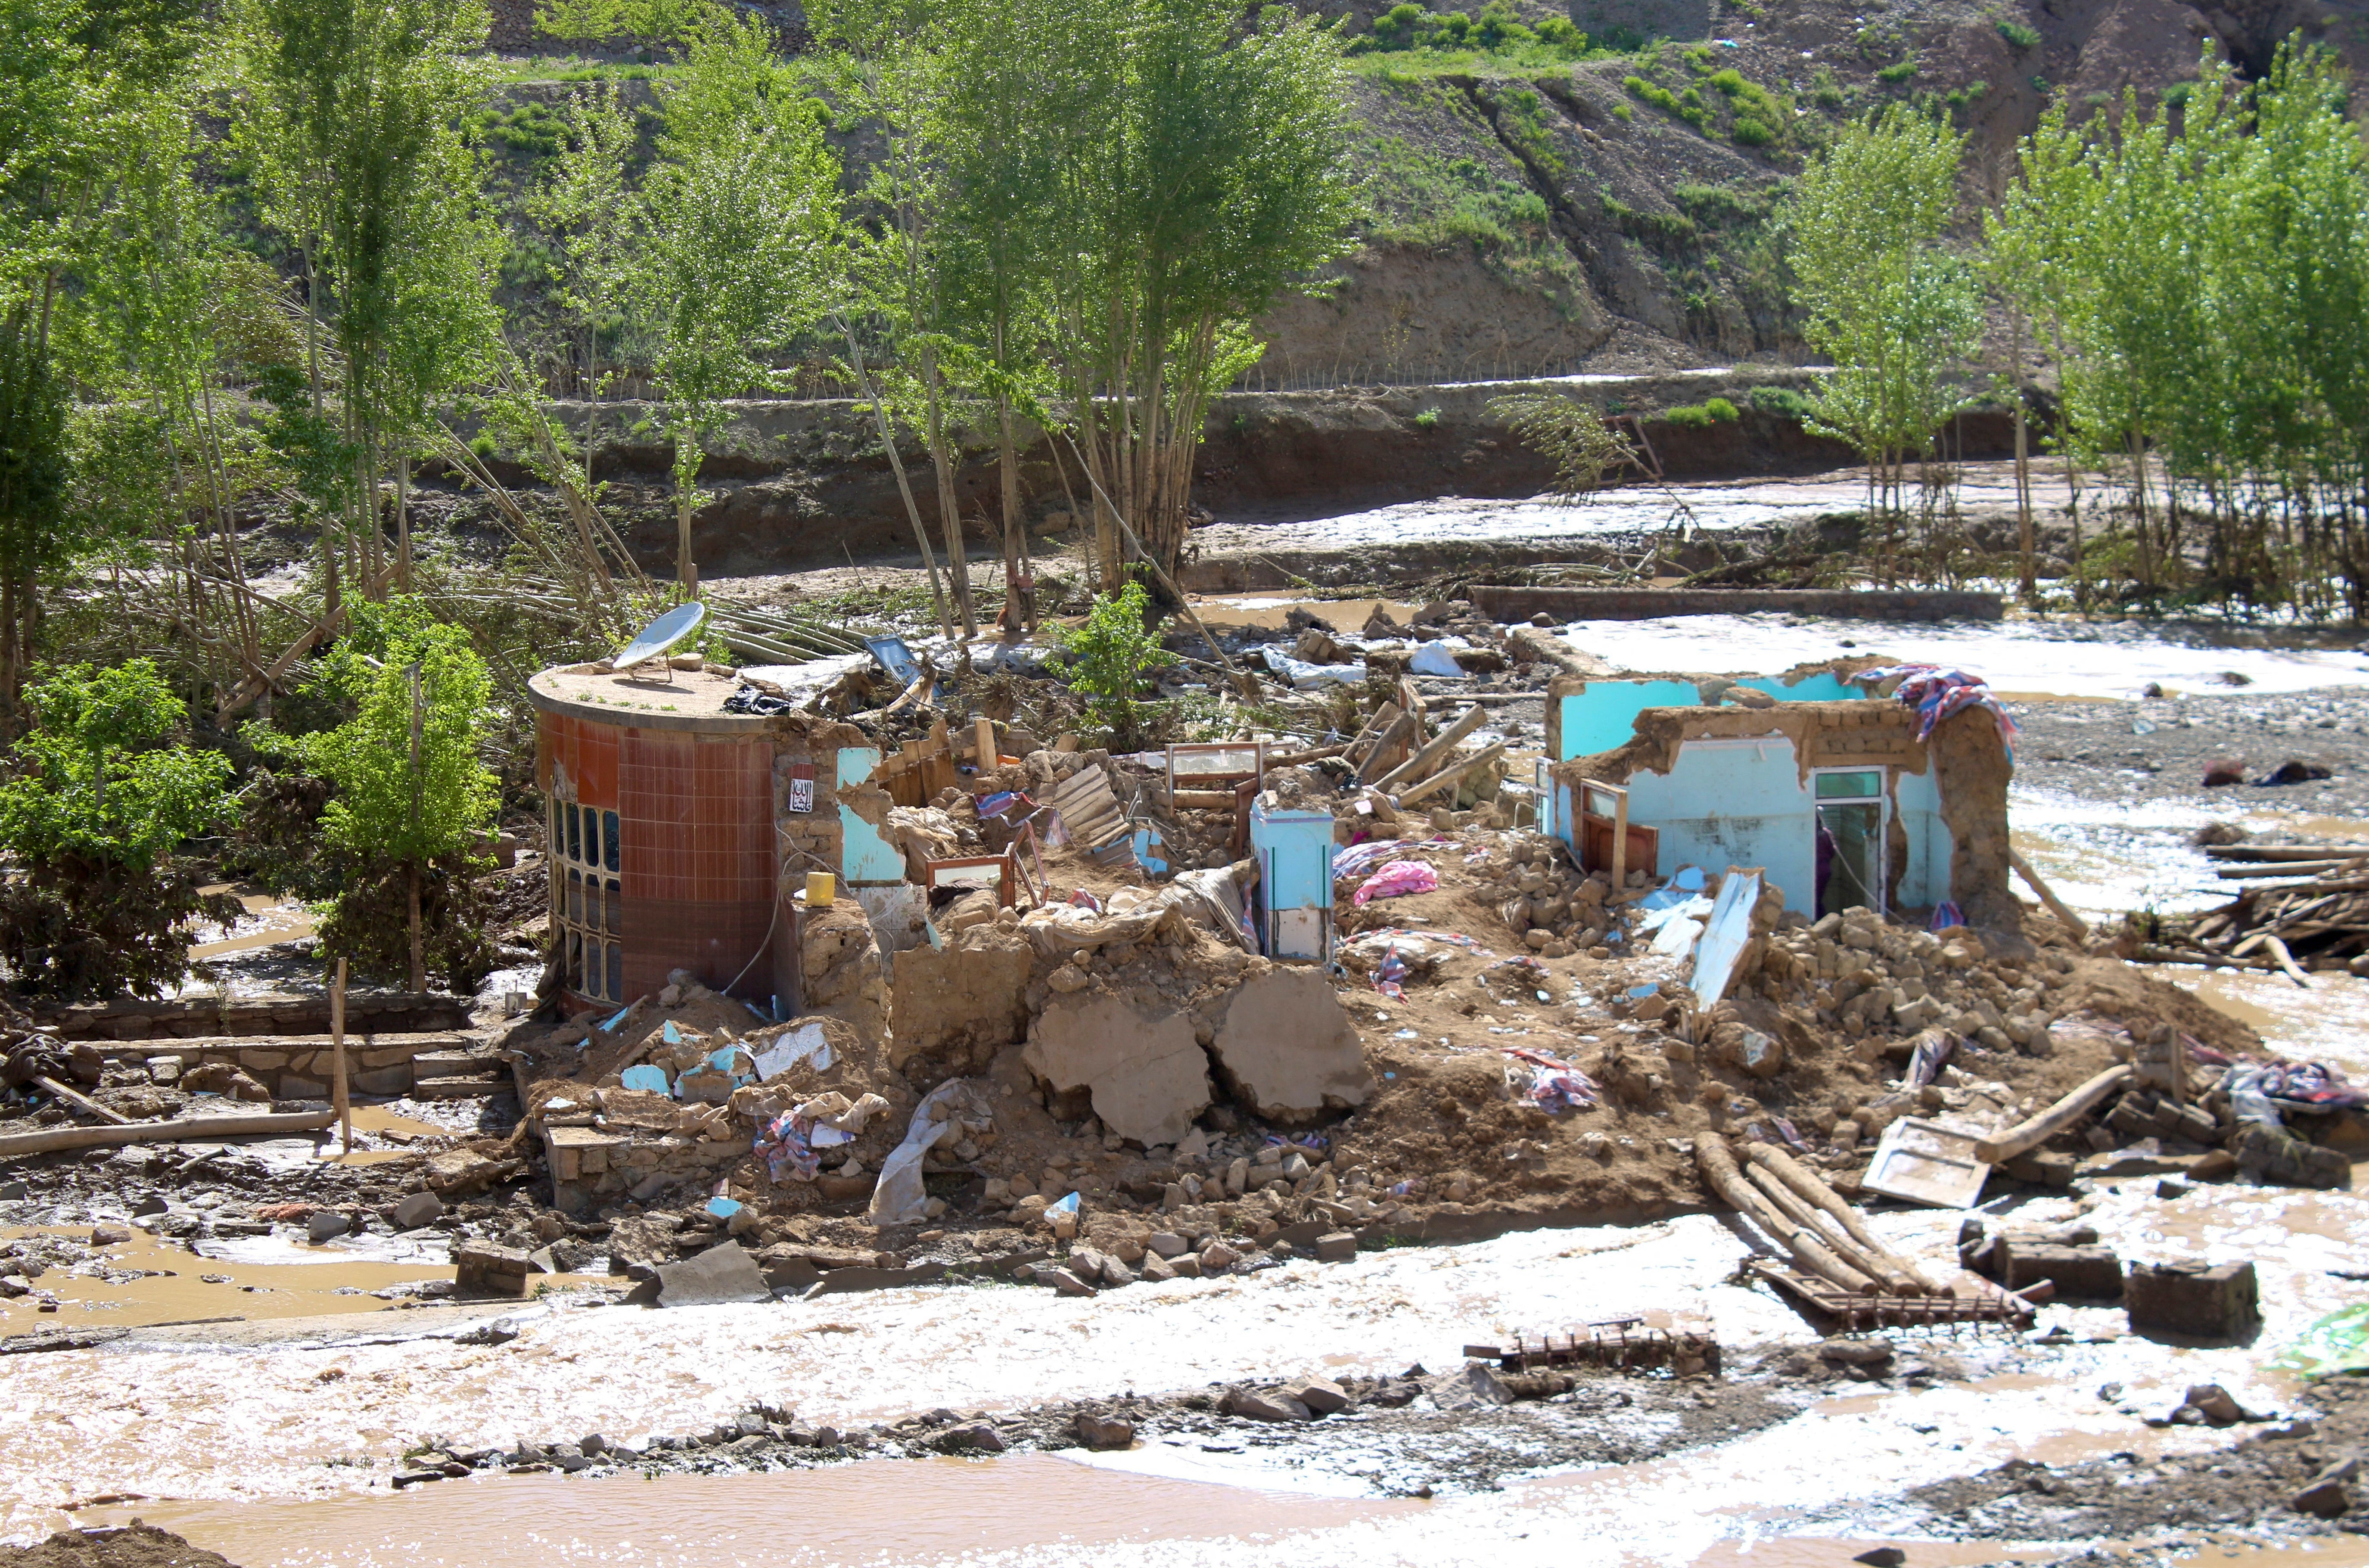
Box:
1352 860 1439 906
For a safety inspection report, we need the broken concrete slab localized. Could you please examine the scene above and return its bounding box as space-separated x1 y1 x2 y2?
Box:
655 1240 771 1307
1023 991 1210 1147
1208 968 1371 1124
390 1190 442 1229
800 1263 949 1298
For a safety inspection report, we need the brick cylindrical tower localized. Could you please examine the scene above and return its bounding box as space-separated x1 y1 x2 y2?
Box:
529 664 780 1011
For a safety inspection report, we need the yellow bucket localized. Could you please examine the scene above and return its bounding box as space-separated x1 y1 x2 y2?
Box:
805 872 836 905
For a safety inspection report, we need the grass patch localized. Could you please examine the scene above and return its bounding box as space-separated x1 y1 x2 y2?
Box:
1877 56 1918 84
1661 397 1740 427
1995 18 2040 49
1748 384 1813 419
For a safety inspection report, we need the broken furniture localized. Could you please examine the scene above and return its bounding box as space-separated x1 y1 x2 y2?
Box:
1463 1324 1719 1377
1249 795 1334 962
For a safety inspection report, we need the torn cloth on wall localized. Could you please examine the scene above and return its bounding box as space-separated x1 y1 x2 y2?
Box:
1853 664 2020 758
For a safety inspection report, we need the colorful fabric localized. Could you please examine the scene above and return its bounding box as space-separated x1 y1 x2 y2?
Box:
1504 1047 1598 1113
755 1110 819 1183
1352 860 1439 905
1853 664 2021 758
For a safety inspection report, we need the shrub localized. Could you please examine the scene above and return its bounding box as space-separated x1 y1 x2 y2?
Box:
2164 80 2194 107
1877 56 1916 83
1748 384 1814 419
1369 1 1427 49
1811 65 1846 106
1708 68 1746 95
1049 581 1177 749
2030 75 2051 94
1414 407 1441 428
1732 115 1774 145
1533 15 1585 53
1663 398 1741 427
1995 17 2039 49
1611 99 1632 120
0 660 240 999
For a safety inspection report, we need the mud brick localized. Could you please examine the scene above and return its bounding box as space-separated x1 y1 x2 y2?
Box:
2001 1150 2076 1187
454 1241 534 1298
1996 1239 2123 1301
2126 1259 2259 1343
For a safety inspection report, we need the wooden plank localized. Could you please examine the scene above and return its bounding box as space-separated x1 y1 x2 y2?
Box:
35 1075 131 1126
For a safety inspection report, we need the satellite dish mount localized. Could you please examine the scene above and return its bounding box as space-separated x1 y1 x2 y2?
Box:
612 600 708 684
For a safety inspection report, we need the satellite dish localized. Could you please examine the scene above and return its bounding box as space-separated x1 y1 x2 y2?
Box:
613 601 707 671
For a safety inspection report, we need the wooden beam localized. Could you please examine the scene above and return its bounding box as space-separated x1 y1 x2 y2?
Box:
35 1075 131 1126
1372 703 1487 792
2009 848 2090 941
1973 1064 2132 1164
0 1109 337 1161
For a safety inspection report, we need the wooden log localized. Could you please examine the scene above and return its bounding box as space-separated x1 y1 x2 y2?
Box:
35 1075 131 1127
332 956 351 1157
2135 944 2271 971
2009 849 2090 942
1268 742 1348 768
2264 933 2313 989
1345 704 1401 769
1694 1132 1881 1294
2204 844 2369 862
1742 1141 1942 1294
1354 710 1418 786
1972 1064 2133 1164
1744 1164 1915 1295
1371 703 1488 792
1395 740 1509 808
0 1109 338 1161
1169 789 1240 811
2215 860 2365 881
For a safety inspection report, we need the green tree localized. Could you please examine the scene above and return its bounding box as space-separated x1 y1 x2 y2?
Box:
526 80 640 401
1786 104 1980 574
0 658 238 998
1040 0 1360 589
230 0 501 599
268 599 500 991
622 1 842 591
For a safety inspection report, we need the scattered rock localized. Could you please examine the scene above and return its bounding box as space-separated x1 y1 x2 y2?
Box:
1041 1267 1096 1297
391 1191 443 1230
1227 1388 1313 1422
942 1423 1007 1453
2290 1458 2357 1518
1287 1377 1351 1416
307 1212 351 1244
2127 1259 2260 1344
653 1241 771 1308
1075 1412 1135 1449
2201 758 2246 787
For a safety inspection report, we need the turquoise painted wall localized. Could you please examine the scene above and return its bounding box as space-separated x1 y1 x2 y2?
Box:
1553 672 1868 761
837 747 907 884
1621 736 1820 910
1554 680 1701 758
1554 732 1953 916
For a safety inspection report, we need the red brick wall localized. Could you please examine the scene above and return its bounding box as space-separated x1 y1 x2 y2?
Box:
537 712 780 1006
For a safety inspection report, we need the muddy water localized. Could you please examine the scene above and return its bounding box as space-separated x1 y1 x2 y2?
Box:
2144 966 2369 1077
188 884 320 960
88 1456 1419 1567
0 1224 453 1333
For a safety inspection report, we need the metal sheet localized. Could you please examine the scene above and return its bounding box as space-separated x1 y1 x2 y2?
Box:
1862 1115 1991 1208
1688 869 1761 1005
614 601 706 670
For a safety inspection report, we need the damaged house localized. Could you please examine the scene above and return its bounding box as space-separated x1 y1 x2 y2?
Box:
1539 669 2017 931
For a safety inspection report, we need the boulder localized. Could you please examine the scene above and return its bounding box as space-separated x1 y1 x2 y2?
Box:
391 1191 443 1230
1075 1413 1135 1449
1207 969 1372 1124
1227 1388 1312 1422
653 1241 771 1307
1023 992 1211 1147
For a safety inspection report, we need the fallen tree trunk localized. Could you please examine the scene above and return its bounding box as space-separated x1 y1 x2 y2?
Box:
1972 1064 2132 1164
1695 1131 1882 1294
1743 1164 1916 1295
0 1109 336 1161
1743 1140 1942 1294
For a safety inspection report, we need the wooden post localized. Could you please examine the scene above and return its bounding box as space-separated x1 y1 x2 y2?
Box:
332 956 351 1157
1610 785 1630 891
2167 1024 2189 1108
974 717 996 770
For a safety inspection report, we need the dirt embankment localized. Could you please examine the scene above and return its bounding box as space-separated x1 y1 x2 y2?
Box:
440 375 2017 580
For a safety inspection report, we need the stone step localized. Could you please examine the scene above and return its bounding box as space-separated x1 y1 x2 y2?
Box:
410 1052 504 1079
413 1075 514 1101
